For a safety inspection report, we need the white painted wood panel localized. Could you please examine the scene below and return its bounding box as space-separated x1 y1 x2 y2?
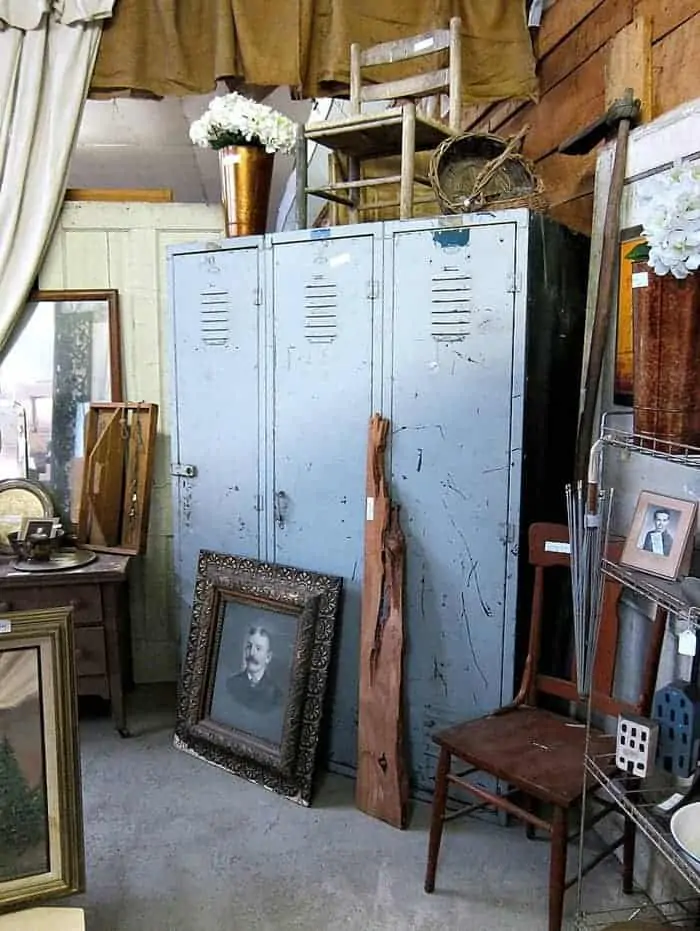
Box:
39 202 223 682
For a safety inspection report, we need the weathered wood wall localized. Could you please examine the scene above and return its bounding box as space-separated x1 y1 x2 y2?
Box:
462 2 700 235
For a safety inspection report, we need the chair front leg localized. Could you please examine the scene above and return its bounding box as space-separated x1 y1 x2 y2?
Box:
399 101 416 220
622 813 636 894
548 806 568 931
424 745 451 894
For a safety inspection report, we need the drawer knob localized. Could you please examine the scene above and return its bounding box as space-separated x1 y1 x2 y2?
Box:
0 601 11 613
74 648 83 661
69 599 82 610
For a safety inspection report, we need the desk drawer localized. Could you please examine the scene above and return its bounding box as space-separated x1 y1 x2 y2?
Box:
0 584 103 626
74 626 107 677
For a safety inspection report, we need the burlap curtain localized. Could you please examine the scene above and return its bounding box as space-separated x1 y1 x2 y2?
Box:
0 0 114 354
91 0 537 103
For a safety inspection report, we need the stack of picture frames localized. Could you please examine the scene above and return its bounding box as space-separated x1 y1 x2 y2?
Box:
77 402 158 554
174 552 342 806
0 608 84 912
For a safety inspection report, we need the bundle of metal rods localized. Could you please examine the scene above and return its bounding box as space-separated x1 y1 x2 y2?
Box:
565 479 614 697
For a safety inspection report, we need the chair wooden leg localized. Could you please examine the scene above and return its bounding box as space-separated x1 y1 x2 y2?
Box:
399 102 416 221
295 128 308 230
348 156 360 225
524 795 536 839
548 806 568 931
622 814 636 894
424 746 451 894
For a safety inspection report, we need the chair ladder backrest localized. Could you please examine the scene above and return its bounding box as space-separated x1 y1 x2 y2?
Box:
524 522 666 720
349 16 462 131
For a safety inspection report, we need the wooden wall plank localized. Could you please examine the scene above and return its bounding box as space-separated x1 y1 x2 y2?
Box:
634 0 699 43
539 0 633 93
534 150 597 207
548 193 594 235
605 16 653 121
652 13 700 117
498 47 606 161
536 0 606 57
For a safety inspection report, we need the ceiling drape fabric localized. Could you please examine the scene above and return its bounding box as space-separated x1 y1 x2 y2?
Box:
90 0 537 103
0 0 114 356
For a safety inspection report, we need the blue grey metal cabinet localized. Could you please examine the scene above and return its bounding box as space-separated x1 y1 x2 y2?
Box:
167 210 588 793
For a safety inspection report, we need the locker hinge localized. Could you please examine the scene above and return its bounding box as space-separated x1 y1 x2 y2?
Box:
254 287 263 306
506 272 522 294
366 280 380 300
170 463 197 478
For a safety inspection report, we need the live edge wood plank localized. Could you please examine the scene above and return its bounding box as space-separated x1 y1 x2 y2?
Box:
356 414 409 829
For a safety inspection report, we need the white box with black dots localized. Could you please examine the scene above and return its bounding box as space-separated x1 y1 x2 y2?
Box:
616 714 659 778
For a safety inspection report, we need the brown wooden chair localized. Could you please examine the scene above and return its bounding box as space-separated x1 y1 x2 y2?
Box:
296 17 462 228
424 521 667 931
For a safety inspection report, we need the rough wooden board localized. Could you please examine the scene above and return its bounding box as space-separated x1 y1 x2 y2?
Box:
539 0 633 93
497 46 607 161
356 414 408 830
119 405 158 552
65 188 173 202
534 150 597 207
548 192 594 236
634 0 699 42
652 12 700 117
535 0 607 58
605 16 653 122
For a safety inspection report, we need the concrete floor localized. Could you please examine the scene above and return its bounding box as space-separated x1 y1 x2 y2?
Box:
65 686 636 930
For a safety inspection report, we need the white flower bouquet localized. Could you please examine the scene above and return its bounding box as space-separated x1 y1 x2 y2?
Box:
636 160 700 279
189 92 297 155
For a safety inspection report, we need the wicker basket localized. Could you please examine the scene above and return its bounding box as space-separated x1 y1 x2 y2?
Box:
429 127 545 214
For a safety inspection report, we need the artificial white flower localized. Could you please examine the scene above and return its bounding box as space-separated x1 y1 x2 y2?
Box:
639 160 700 278
189 92 297 155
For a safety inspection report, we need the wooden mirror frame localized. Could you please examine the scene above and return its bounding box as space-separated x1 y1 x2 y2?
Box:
26 289 123 403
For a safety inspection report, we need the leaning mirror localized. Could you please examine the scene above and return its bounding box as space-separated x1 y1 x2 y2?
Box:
0 290 123 524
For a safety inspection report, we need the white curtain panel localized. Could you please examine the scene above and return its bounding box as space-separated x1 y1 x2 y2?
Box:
0 0 115 355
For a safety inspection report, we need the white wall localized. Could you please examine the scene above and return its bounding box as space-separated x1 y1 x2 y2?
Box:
39 201 224 682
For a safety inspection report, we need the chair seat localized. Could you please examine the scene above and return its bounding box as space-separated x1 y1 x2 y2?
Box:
434 705 615 808
304 108 456 160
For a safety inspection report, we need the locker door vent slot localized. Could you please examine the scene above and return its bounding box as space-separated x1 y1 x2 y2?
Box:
199 290 230 347
304 276 338 344
431 269 471 343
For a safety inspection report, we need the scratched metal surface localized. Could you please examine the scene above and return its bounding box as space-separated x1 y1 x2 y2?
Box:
383 220 521 790
169 242 264 650
269 230 380 770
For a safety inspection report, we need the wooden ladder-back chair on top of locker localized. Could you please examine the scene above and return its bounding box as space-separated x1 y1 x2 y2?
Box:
424 521 667 931
296 17 462 228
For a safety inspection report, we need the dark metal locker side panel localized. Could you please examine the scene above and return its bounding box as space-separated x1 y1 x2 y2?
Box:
269 230 379 774
385 219 521 792
169 243 264 662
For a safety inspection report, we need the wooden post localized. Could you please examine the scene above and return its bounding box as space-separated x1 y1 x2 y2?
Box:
356 414 409 829
399 102 416 220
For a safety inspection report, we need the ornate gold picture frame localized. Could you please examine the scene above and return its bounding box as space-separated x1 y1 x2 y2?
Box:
0 608 84 912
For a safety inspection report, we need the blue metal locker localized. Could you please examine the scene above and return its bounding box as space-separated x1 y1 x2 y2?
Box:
268 228 380 772
168 241 264 648
383 216 523 789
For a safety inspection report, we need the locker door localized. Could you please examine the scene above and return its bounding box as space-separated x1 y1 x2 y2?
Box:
385 220 520 791
270 231 378 772
170 244 263 658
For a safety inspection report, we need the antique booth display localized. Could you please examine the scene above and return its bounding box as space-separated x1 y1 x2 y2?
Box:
175 550 342 805
0 291 123 526
0 608 84 912
620 490 698 581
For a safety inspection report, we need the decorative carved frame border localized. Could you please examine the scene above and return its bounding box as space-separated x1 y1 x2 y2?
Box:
175 550 342 806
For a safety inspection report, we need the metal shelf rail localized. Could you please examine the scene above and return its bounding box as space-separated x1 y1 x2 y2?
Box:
575 420 700 925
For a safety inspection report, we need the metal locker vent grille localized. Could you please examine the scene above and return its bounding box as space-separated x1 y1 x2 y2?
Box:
304 276 338 344
199 290 230 347
430 268 471 342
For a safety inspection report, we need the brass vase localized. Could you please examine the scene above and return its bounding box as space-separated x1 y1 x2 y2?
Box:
218 145 274 237
632 263 700 447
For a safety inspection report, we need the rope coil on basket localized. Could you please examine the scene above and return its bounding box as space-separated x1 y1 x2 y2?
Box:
429 124 546 214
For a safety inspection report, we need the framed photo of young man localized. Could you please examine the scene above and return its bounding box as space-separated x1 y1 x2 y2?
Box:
620 491 698 581
175 550 342 806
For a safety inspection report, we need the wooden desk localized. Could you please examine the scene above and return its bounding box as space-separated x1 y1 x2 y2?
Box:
0 553 131 735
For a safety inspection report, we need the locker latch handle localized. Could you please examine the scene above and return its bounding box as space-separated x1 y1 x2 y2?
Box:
275 490 288 529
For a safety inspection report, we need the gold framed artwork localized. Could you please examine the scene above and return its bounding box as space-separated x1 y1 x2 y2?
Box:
620 492 698 581
614 231 646 406
0 609 84 912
